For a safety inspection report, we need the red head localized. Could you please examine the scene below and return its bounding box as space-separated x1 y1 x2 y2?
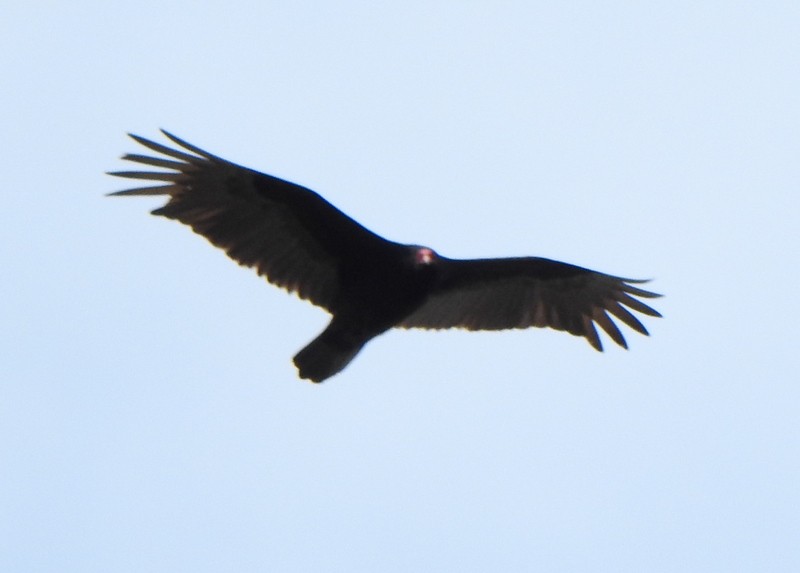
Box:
414 246 437 266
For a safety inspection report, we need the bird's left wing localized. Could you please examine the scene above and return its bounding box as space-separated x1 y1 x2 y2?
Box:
399 256 661 351
109 131 394 312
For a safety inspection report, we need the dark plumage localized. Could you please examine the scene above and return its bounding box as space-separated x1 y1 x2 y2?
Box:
109 131 662 382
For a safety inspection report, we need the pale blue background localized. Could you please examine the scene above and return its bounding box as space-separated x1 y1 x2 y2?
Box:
2 2 799 571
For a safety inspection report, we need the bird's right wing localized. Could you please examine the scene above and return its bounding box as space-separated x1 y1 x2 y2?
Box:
109 131 394 312
399 256 661 351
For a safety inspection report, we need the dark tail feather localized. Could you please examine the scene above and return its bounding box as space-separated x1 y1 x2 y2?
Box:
293 327 367 383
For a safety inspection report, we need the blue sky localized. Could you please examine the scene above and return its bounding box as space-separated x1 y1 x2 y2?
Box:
2 1 799 571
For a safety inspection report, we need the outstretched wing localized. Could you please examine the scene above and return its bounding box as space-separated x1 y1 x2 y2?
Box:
399 256 661 351
109 131 393 311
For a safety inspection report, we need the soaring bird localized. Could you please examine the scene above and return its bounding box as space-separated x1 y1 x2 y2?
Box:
110 131 661 382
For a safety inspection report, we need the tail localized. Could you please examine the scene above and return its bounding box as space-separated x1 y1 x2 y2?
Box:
293 325 368 383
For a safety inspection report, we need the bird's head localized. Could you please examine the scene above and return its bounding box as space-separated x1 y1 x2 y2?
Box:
411 246 438 267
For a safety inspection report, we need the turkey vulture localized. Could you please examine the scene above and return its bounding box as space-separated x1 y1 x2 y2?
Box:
109 131 661 382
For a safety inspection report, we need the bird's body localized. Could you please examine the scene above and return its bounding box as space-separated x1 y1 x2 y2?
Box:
110 131 661 382
295 242 439 380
